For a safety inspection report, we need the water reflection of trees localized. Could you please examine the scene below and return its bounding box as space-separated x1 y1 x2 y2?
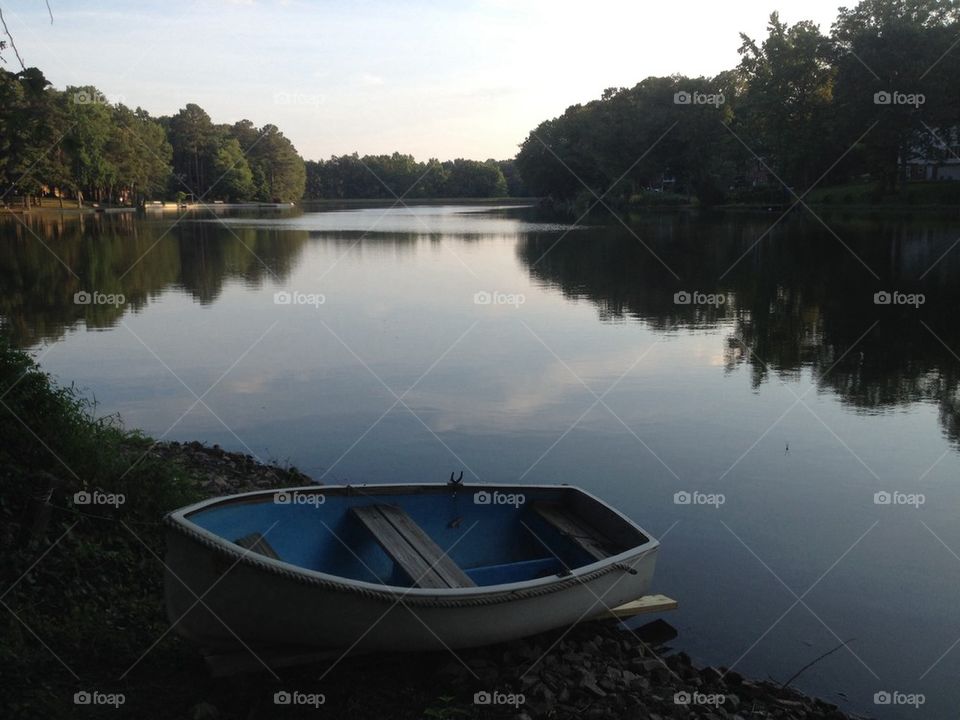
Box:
518 211 960 444
0 213 308 346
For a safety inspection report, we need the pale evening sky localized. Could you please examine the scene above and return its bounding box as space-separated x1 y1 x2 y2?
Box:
7 0 844 161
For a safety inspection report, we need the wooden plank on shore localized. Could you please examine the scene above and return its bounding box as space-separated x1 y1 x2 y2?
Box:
604 594 678 619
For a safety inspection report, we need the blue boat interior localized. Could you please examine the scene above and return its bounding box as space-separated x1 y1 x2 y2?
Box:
185 486 648 588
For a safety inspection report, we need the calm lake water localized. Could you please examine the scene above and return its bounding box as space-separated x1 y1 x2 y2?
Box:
3 203 960 718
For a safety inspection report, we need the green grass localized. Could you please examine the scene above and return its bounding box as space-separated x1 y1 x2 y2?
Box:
806 180 960 206
627 190 693 207
0 339 203 718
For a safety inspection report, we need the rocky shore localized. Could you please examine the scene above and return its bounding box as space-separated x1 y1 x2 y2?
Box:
188 620 866 719
428 621 864 719
148 440 316 494
163 442 864 720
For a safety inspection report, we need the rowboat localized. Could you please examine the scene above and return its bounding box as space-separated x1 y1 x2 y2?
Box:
163 482 660 655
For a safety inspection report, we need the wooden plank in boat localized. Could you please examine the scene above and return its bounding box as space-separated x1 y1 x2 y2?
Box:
234 532 281 560
376 505 476 589
352 505 448 588
352 505 475 589
531 501 612 561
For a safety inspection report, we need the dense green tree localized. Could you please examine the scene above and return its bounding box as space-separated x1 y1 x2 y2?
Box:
514 0 960 204
302 153 515 199
736 13 837 188
516 75 733 205
107 105 172 203
0 69 305 205
166 103 217 198
245 124 306 202
498 159 529 197
60 85 116 203
0 68 61 206
832 0 960 193
212 136 255 201
441 159 507 197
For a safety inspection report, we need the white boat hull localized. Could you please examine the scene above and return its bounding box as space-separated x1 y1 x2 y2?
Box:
164 483 659 653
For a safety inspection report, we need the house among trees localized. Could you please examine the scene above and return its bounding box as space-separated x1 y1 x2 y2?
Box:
905 127 960 182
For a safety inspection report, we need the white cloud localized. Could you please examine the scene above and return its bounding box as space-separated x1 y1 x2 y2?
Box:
11 0 848 161
356 73 385 87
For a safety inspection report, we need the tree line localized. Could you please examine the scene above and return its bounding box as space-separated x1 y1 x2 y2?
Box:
304 154 527 199
0 63 529 206
515 0 960 206
0 68 306 206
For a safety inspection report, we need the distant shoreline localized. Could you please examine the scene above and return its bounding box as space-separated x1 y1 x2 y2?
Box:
3 196 956 219
1 197 538 216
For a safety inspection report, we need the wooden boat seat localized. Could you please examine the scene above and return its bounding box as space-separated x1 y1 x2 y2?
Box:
351 504 476 589
531 501 614 561
234 532 281 560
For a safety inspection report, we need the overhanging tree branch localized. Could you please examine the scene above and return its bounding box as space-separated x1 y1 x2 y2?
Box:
0 6 27 71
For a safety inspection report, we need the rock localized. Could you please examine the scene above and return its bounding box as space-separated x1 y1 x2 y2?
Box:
700 666 724 684
775 697 806 709
190 701 219 720
635 618 679 646
638 658 663 673
585 708 612 720
720 668 743 685
579 671 607 697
